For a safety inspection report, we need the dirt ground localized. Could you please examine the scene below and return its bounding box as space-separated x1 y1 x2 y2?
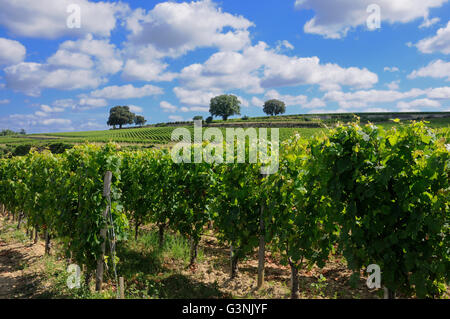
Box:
3 216 445 299
0 221 47 298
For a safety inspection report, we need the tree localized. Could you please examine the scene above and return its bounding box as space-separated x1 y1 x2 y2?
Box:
193 116 203 121
263 99 286 116
135 115 146 127
209 95 241 121
107 106 136 129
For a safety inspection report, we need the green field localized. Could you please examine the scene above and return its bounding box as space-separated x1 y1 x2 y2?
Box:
0 115 449 149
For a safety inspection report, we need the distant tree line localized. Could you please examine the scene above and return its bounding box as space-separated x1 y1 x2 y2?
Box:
0 129 26 136
206 94 286 121
108 96 287 128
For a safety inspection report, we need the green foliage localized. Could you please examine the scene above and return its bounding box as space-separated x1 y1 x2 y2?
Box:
13 144 32 156
266 134 337 274
107 106 136 129
47 142 73 154
211 148 264 262
0 120 448 299
263 99 286 116
209 95 241 121
310 122 450 298
134 115 147 126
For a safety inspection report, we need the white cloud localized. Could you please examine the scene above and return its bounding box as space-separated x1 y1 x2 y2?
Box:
121 0 254 82
408 59 450 81
294 0 447 39
0 0 128 39
47 50 94 69
397 98 441 111
386 80 400 90
384 66 399 72
90 84 163 99
40 118 72 126
4 62 105 96
324 88 426 108
3 34 123 96
160 101 178 113
174 87 222 107
129 105 143 113
126 0 253 55
427 86 450 99
57 34 123 75
0 38 26 66
40 104 64 113
419 17 440 28
178 42 378 93
52 99 77 109
265 89 308 106
251 96 264 107
78 98 108 109
275 40 294 52
168 115 185 122
122 57 177 82
304 97 326 109
0 99 10 105
416 21 450 54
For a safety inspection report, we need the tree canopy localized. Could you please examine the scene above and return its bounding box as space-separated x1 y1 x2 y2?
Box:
135 115 147 126
107 106 136 129
263 99 286 116
209 95 241 121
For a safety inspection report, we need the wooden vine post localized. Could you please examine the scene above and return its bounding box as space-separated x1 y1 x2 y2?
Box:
96 171 112 292
257 173 267 290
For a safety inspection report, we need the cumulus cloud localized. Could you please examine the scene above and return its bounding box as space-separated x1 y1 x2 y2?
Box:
129 105 143 113
397 98 441 111
251 96 264 107
4 62 105 96
3 34 124 96
408 59 450 81
0 38 26 66
126 0 253 55
173 87 222 107
90 84 163 99
264 90 308 106
121 0 254 82
427 86 450 99
178 42 378 93
0 0 128 39
56 34 123 75
0 99 10 105
294 0 447 39
40 118 72 126
416 21 450 54
160 101 178 113
78 98 108 109
168 115 185 122
324 88 426 108
386 80 400 90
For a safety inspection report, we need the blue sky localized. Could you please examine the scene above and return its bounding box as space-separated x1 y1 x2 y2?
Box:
0 0 449 133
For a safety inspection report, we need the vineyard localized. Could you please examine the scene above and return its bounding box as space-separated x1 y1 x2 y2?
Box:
0 121 449 299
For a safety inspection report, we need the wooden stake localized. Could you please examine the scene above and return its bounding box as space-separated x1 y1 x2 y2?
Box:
257 173 267 290
119 277 125 299
96 171 112 292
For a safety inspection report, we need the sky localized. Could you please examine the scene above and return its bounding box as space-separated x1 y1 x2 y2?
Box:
0 0 449 133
